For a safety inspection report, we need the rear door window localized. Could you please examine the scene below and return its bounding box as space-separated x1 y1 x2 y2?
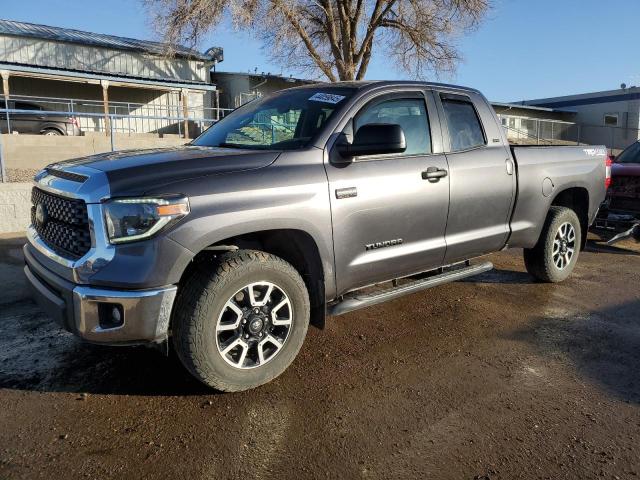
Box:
14 102 42 111
441 97 485 151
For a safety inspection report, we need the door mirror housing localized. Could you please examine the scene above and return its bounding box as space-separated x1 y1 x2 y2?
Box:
337 123 406 158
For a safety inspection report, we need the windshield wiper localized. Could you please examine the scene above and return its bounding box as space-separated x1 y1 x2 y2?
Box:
216 142 246 148
215 142 268 150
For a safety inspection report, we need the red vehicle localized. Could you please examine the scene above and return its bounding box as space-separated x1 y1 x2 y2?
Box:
597 140 640 230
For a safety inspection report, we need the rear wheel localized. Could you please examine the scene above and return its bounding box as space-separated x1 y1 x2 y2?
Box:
42 128 62 136
172 250 310 392
524 206 581 283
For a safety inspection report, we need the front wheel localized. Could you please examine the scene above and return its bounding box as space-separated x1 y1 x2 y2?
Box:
524 206 581 283
172 250 310 392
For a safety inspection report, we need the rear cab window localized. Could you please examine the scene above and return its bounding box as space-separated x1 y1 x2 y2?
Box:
440 94 486 152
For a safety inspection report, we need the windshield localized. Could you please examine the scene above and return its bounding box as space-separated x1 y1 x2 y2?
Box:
193 87 356 150
616 141 640 164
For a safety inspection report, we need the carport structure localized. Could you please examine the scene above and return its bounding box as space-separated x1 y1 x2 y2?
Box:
0 18 222 138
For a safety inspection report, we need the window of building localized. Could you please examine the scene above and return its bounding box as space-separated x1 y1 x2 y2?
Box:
441 98 486 151
604 113 619 126
354 98 432 156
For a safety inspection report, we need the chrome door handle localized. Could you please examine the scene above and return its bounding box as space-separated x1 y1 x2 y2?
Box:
422 167 448 182
505 158 514 175
335 187 357 199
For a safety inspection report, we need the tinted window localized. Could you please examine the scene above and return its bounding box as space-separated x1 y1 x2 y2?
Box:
354 98 431 156
14 102 41 111
616 141 640 164
442 98 485 151
193 88 355 150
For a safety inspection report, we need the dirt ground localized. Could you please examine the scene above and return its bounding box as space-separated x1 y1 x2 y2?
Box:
0 232 639 480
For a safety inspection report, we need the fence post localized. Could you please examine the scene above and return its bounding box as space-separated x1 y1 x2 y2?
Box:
611 128 614 153
2 71 11 134
0 127 6 183
110 115 115 152
101 80 110 137
181 88 190 140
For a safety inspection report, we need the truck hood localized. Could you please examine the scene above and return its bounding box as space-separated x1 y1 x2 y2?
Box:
612 162 640 177
54 146 280 196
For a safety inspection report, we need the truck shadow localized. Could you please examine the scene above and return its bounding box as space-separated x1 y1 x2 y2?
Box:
0 234 212 396
461 268 532 284
0 299 212 396
586 231 640 256
585 242 640 256
507 298 640 405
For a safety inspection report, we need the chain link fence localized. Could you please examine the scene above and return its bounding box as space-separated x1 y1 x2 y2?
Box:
498 115 640 154
1 94 234 136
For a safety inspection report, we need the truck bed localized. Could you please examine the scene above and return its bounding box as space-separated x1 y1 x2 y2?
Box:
507 144 608 249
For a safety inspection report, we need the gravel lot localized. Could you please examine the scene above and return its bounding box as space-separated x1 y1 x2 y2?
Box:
0 232 639 480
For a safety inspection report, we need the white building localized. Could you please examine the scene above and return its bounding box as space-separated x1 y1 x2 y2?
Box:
522 86 640 152
0 18 223 136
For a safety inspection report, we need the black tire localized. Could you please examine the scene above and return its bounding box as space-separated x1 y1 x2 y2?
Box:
41 128 63 136
172 250 310 392
524 206 581 283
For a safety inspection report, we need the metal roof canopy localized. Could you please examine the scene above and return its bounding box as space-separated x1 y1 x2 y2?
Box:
491 101 576 114
0 63 216 91
0 18 220 62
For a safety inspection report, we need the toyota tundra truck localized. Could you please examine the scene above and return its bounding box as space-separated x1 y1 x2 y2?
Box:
24 81 609 391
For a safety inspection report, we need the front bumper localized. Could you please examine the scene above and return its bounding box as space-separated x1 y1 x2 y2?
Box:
24 245 177 345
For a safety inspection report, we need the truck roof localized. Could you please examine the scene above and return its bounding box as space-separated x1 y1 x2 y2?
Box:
290 80 482 96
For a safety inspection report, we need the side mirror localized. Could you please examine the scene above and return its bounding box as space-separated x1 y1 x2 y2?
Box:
337 123 406 158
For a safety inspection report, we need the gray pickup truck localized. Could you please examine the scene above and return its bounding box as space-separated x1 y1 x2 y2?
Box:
24 81 609 391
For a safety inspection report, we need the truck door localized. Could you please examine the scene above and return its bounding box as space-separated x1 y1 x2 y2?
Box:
326 90 450 295
12 101 45 134
436 92 515 263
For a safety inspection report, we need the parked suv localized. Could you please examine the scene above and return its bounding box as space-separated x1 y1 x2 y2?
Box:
24 81 608 392
0 100 81 136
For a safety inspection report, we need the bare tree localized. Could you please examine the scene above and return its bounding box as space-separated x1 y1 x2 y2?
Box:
144 0 490 81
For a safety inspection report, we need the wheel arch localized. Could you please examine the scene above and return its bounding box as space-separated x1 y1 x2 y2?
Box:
178 228 328 329
549 186 590 249
39 125 65 135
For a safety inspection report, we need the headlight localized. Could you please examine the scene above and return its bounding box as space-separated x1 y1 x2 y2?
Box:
104 196 190 244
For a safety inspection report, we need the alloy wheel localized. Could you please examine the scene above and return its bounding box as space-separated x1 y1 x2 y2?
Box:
215 281 293 369
552 222 576 270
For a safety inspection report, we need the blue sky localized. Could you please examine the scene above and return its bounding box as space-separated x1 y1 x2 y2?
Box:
2 0 639 102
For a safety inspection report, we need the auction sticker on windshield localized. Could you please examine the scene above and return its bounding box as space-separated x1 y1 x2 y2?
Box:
309 93 346 104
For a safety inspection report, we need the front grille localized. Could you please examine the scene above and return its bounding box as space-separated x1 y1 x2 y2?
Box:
31 187 91 259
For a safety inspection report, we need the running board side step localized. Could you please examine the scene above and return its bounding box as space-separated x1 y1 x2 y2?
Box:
328 261 493 316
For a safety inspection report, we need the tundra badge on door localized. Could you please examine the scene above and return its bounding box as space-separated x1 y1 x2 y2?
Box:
365 238 404 251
